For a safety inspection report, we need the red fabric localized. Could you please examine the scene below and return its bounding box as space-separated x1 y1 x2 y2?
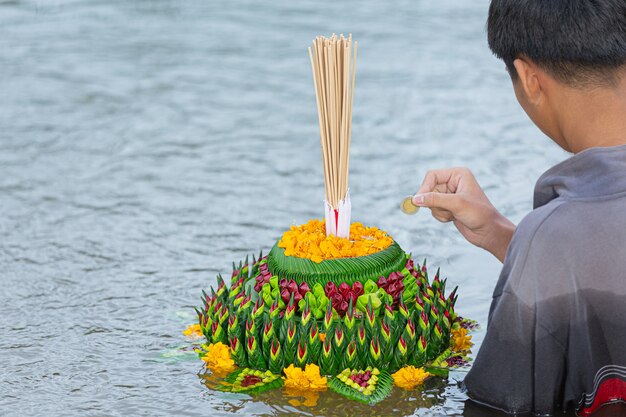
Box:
579 378 626 416
334 209 339 231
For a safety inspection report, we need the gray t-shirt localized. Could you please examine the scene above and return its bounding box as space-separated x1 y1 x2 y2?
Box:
464 145 626 415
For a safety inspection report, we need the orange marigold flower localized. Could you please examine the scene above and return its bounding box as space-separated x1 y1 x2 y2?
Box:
278 220 393 262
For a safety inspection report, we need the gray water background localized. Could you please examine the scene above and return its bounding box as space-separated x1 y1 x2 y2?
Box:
0 0 570 416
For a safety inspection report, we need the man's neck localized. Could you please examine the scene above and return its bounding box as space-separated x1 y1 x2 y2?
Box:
559 76 626 153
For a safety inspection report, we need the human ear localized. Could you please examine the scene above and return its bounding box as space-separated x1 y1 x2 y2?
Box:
513 58 543 105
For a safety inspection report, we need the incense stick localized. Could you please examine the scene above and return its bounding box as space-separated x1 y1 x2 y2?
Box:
308 34 358 209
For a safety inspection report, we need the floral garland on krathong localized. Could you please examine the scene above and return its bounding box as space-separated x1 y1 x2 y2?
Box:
185 220 476 406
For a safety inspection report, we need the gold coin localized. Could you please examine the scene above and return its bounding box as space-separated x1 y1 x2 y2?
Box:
401 196 420 215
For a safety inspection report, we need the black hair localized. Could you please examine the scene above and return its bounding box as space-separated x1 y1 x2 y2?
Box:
487 0 626 86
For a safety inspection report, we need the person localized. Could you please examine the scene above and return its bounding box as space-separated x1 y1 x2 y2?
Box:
412 0 626 415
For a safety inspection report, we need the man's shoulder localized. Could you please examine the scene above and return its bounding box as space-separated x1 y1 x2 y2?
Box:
507 200 568 262
516 196 626 257
497 200 576 298
515 193 621 251
501 196 626 297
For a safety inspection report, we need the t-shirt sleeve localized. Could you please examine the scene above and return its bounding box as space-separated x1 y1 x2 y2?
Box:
464 208 569 415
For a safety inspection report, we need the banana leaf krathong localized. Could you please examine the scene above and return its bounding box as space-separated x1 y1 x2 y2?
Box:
193 226 471 403
191 33 468 402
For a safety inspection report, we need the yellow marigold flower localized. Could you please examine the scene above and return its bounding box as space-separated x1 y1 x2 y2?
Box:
451 328 473 352
182 323 203 339
201 342 236 374
278 219 393 262
283 364 327 391
392 366 432 390
310 254 323 263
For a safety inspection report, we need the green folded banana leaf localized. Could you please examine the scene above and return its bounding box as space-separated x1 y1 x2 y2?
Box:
267 242 406 285
217 368 284 394
328 368 393 405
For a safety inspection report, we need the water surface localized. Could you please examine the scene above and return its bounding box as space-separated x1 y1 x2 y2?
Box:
0 1 569 416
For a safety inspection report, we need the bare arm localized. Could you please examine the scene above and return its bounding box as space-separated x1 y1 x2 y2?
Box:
413 168 516 263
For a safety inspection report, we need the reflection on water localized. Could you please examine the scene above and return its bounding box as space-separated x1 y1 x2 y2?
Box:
199 368 465 416
1 0 570 416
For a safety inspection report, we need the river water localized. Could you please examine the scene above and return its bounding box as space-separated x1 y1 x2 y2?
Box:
1 1 571 416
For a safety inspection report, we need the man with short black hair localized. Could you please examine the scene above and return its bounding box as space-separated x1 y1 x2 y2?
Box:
411 0 626 414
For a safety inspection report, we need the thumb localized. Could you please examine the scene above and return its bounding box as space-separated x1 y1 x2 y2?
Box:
412 192 462 213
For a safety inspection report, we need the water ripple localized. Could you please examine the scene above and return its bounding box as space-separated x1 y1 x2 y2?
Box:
0 0 572 416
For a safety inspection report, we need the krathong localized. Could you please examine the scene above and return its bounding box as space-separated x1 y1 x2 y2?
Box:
189 34 476 406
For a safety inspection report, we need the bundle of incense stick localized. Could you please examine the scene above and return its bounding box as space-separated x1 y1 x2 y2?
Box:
308 34 357 238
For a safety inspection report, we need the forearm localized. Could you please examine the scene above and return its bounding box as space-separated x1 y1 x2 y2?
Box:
481 214 516 263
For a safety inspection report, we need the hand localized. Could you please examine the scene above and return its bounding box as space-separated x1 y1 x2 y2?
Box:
413 167 516 262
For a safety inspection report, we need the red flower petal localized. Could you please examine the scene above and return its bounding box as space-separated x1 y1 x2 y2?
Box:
338 282 351 297
299 282 311 294
377 276 388 288
352 282 364 296
324 281 337 296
